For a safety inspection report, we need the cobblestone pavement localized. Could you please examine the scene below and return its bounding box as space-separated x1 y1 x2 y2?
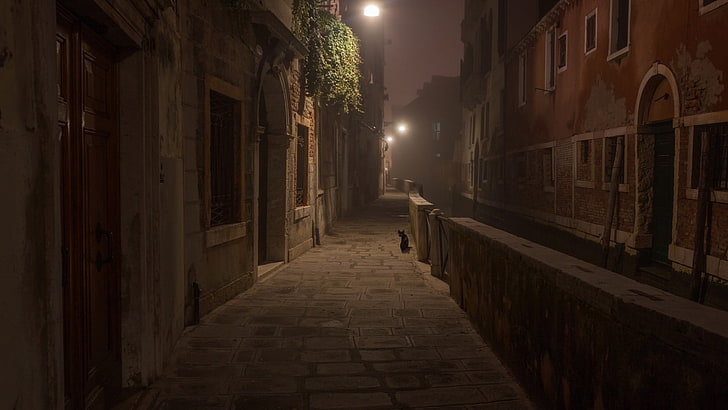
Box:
139 190 534 409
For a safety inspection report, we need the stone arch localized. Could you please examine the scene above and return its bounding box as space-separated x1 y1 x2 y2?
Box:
635 62 681 126
256 64 291 135
633 63 681 263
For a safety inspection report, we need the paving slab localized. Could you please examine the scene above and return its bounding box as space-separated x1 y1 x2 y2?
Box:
138 190 535 409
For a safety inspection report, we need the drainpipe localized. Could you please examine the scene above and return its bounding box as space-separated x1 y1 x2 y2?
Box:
192 282 201 325
691 130 710 302
601 136 624 268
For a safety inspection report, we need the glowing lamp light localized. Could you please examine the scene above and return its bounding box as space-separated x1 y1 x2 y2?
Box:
363 4 380 17
386 136 394 143
397 124 407 133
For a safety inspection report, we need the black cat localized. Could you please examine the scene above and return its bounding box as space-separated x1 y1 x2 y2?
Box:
398 230 411 253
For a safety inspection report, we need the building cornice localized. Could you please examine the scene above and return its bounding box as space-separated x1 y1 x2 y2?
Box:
508 0 577 62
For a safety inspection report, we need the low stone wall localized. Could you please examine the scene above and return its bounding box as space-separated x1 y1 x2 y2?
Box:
445 217 728 410
408 193 433 262
392 178 424 196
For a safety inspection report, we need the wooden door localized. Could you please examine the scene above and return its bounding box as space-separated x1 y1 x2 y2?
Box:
58 8 121 409
651 127 675 263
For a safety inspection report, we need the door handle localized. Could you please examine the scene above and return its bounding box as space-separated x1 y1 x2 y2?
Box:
95 222 113 272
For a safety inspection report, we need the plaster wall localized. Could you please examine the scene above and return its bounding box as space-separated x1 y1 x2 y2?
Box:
0 2 61 408
497 0 728 270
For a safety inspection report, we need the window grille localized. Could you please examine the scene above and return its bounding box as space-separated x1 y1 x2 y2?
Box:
604 136 625 184
296 124 309 207
693 123 728 190
209 91 241 227
580 140 591 165
543 148 554 187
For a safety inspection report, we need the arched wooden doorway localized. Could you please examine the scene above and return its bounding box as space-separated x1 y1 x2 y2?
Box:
635 64 681 264
256 67 290 265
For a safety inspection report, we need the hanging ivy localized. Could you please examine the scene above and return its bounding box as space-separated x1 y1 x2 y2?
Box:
293 0 363 112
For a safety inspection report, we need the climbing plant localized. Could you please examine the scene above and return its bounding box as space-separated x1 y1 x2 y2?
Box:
293 0 363 112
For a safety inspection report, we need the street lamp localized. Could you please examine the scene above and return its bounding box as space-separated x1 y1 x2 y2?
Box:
363 4 380 17
397 123 407 134
386 136 394 143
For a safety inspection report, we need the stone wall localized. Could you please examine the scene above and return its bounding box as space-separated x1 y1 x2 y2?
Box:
0 2 60 408
181 0 257 322
446 217 728 410
408 193 433 262
392 177 424 196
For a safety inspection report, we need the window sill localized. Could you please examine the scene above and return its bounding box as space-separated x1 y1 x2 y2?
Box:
294 205 312 221
584 47 597 57
206 221 247 248
558 65 567 73
607 46 629 62
575 180 595 189
601 183 629 193
700 0 728 16
685 188 728 204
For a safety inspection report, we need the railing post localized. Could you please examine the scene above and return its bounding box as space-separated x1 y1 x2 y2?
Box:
416 207 430 262
428 209 445 278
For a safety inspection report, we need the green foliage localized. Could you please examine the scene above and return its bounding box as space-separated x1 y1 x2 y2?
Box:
294 0 362 112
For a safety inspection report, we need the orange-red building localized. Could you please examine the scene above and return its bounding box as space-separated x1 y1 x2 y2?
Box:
457 0 728 293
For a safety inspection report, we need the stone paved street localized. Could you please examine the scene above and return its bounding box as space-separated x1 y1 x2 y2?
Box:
137 190 534 409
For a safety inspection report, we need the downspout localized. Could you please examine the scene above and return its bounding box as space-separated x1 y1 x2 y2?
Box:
691 130 710 302
601 135 624 267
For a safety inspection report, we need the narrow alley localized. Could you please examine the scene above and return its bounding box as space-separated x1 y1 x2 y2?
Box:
131 190 532 409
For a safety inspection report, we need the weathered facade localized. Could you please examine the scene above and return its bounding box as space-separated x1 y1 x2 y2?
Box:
454 0 542 214
457 0 728 290
393 75 461 211
0 0 380 408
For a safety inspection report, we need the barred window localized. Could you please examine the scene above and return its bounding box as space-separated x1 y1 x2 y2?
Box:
209 90 241 227
296 124 309 207
692 123 728 190
543 148 554 187
576 140 593 182
604 136 625 184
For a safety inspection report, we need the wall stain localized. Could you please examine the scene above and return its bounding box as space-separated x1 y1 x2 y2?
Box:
582 75 627 132
0 47 12 67
673 41 724 115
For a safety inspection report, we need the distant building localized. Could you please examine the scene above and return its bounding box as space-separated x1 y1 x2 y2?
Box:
341 0 387 204
457 0 728 291
393 76 461 211
454 0 542 215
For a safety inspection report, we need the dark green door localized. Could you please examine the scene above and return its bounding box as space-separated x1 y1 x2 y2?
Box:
651 129 675 263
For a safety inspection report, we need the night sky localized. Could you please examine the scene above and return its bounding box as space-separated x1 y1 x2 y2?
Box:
383 0 464 123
